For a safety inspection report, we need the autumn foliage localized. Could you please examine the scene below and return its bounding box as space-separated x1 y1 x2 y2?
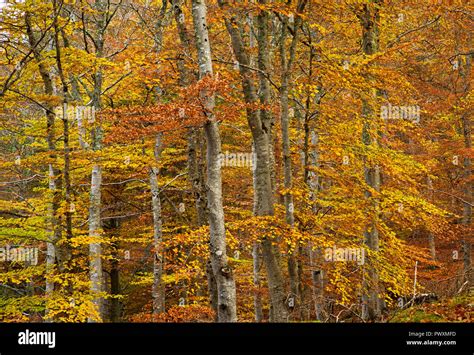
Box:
0 0 472 323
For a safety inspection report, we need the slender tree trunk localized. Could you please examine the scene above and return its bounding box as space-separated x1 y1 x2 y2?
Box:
279 1 307 318
25 12 62 321
147 0 172 315
460 46 472 286
88 92 104 322
110 259 121 322
305 127 326 320
309 249 324 321
248 11 264 322
359 1 382 321
424 177 437 260
150 134 165 315
45 164 57 322
173 0 209 228
192 0 237 322
460 111 472 286
87 0 107 322
89 155 103 322
52 3 74 251
280 11 298 309
61 103 73 244
109 219 121 322
299 37 326 321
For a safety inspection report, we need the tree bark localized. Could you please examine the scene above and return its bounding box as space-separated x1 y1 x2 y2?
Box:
218 0 288 321
248 14 265 323
206 259 219 321
51 2 75 253
25 12 62 321
252 242 264 322
279 1 307 318
150 134 165 315
172 0 216 313
459 43 472 287
87 0 108 322
256 0 276 196
192 0 237 322
358 0 383 322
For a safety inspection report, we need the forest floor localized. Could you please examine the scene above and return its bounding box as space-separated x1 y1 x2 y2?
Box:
389 292 472 322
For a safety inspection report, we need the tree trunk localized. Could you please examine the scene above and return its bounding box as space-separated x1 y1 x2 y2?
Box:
192 0 237 322
88 0 107 322
460 111 472 286
45 164 57 322
150 133 165 315
62 103 73 245
89 160 103 322
248 15 265 323
280 9 297 305
206 259 219 321
25 12 62 321
52 4 74 253
300 36 326 321
218 0 289 322
359 0 382 321
426 177 436 260
252 242 264 322
279 1 307 319
109 219 121 322
172 0 216 313
256 0 276 196
460 49 472 287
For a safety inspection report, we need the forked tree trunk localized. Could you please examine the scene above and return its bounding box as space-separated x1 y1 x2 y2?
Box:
218 0 289 322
